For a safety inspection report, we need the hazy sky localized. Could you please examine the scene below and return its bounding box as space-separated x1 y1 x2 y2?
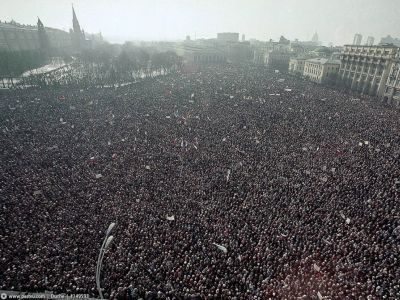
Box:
1 0 399 45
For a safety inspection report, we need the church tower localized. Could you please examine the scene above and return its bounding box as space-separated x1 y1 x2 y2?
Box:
71 5 85 50
311 32 319 45
72 6 82 36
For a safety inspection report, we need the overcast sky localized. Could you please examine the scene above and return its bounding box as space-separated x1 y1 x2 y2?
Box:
1 0 399 45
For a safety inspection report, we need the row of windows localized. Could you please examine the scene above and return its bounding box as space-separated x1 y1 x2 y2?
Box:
305 69 321 75
356 50 390 55
347 48 393 55
342 56 386 62
305 64 322 76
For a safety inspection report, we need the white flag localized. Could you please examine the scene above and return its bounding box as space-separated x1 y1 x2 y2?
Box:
313 263 321 272
166 215 175 221
213 243 228 253
226 169 231 182
317 291 324 300
95 174 103 179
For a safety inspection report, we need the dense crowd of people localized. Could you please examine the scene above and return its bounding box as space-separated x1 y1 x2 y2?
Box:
0 64 399 299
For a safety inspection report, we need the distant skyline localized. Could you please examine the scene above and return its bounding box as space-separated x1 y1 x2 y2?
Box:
1 0 400 45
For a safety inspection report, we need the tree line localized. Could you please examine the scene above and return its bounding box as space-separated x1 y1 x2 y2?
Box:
77 42 183 83
0 50 47 78
4 42 182 87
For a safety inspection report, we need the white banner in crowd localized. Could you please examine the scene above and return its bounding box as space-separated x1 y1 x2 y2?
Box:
213 243 228 253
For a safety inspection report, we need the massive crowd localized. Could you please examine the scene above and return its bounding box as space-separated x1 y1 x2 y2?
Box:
0 65 399 299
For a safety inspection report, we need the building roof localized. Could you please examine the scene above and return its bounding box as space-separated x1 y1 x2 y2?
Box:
0 21 68 35
306 58 340 65
0 22 37 31
344 43 399 49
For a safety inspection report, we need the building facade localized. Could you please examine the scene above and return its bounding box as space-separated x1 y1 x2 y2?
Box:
0 21 42 51
224 41 252 63
289 57 307 75
383 49 400 106
365 36 375 46
380 35 400 47
0 7 100 55
303 58 340 84
264 50 291 71
353 34 363 46
175 42 226 66
253 42 291 71
338 44 399 97
0 21 72 54
217 32 239 43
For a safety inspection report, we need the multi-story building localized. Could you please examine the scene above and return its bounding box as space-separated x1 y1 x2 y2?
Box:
383 49 400 106
265 50 291 71
303 58 340 84
0 21 73 54
0 7 100 55
338 44 399 97
224 41 252 63
253 41 291 71
175 42 226 65
365 36 375 46
380 35 400 47
217 32 239 43
353 34 363 45
176 37 252 65
0 21 42 51
289 57 307 75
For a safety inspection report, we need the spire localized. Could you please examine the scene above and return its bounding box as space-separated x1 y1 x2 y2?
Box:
37 17 43 28
37 17 49 54
72 4 81 34
312 32 319 43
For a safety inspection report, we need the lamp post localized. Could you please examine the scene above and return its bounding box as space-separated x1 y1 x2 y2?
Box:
96 223 115 299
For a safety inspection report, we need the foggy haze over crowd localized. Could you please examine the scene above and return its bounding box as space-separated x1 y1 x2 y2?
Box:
1 0 400 45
